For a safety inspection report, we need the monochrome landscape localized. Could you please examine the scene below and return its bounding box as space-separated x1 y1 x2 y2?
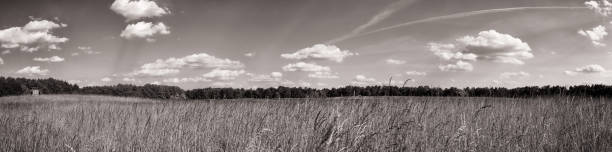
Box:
1 0 612 151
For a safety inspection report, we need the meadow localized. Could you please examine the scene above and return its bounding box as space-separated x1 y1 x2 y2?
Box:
0 95 611 151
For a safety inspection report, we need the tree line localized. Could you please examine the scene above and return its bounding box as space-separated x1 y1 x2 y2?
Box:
0 77 79 96
2 76 612 99
185 85 612 99
77 84 185 99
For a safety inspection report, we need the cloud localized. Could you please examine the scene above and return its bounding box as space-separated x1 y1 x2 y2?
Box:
282 62 339 79
163 77 210 83
101 77 112 82
2 50 10 55
73 46 101 56
405 71 427 76
351 75 381 86
16 66 49 76
328 0 418 43
271 72 283 78
248 72 283 82
281 44 356 62
565 64 607 75
428 43 477 61
282 62 331 72
110 0 169 21
0 57 3 65
120 22 170 41
131 53 244 77
308 71 339 79
585 0 612 16
280 80 311 87
500 71 530 79
23 20 67 32
578 25 608 47
438 61 474 72
457 30 533 65
244 52 255 57
202 69 246 80
0 19 68 52
337 7 584 43
77 46 91 50
385 59 406 65
33 56 65 63
429 30 532 72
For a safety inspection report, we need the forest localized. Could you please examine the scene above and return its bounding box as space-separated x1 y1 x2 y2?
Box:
1 76 612 99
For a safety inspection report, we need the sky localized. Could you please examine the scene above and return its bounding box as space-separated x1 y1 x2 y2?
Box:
0 0 611 89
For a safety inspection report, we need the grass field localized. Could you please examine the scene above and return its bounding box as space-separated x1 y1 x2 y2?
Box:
0 95 611 151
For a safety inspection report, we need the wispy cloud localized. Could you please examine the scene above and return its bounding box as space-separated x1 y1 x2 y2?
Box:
328 0 418 44
331 6 587 43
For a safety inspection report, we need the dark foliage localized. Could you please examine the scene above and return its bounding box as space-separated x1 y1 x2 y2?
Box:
186 85 612 99
2 76 612 99
77 84 186 99
0 77 184 99
0 77 79 97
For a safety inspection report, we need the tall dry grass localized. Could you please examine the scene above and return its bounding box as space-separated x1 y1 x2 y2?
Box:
0 95 611 151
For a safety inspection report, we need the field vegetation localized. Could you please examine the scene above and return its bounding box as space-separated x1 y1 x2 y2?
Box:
1 95 611 151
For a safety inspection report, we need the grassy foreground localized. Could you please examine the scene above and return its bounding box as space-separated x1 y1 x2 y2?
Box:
0 95 611 151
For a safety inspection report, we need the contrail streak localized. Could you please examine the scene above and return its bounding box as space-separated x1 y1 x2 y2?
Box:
327 0 418 44
329 6 588 44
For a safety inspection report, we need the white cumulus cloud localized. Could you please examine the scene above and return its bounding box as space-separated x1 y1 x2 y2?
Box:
23 20 66 32
0 19 68 52
565 64 607 75
429 30 532 72
131 53 244 77
585 0 612 16
110 0 169 21
282 62 331 72
33 56 65 63
578 25 608 47
120 21 170 41
438 61 474 72
428 43 477 61
281 44 356 62
457 30 533 65
16 66 49 76
202 69 246 80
